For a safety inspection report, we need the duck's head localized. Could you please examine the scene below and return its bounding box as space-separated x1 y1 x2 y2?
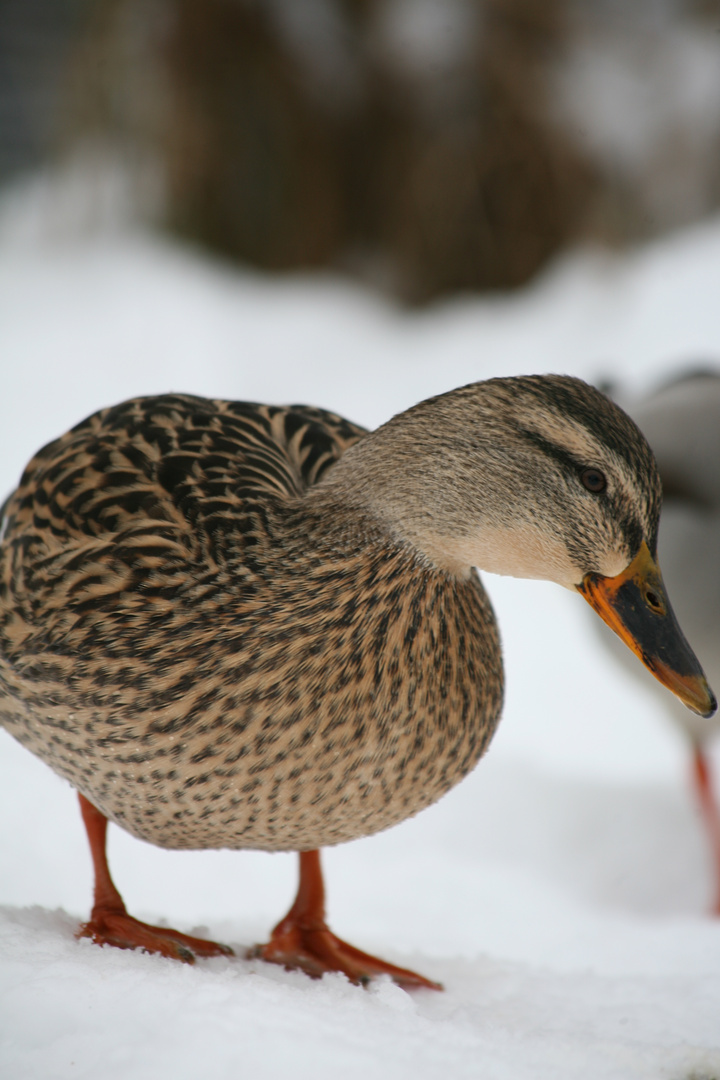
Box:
322 374 716 719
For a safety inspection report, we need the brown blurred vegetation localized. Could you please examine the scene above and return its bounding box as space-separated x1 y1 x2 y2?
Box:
159 0 594 302
10 0 720 302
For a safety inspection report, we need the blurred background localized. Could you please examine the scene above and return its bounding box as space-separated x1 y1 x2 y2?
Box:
2 0 720 304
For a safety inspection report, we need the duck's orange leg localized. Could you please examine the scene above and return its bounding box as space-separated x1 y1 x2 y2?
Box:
75 793 233 962
691 748 720 916
250 849 442 989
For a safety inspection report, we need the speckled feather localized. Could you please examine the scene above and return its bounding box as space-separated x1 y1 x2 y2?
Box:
0 394 502 851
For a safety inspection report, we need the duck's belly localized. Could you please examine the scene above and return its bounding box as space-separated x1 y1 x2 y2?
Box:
0 655 502 851
0 566 503 851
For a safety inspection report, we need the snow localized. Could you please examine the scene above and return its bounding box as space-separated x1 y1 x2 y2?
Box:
1 176 720 1078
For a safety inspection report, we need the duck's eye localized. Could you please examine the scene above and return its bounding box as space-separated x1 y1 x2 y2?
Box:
580 468 607 493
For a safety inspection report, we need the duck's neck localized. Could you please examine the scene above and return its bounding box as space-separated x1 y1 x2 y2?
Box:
301 425 489 580
304 408 576 587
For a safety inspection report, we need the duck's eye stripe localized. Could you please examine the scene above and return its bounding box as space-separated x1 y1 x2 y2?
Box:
580 468 607 493
515 427 582 475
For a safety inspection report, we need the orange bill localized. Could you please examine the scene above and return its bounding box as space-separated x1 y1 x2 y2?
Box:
577 541 717 718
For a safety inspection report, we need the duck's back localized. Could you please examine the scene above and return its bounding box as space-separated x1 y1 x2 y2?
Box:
0 394 502 852
2 392 367 543
0 393 367 629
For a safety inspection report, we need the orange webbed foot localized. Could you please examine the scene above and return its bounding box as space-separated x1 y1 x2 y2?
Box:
76 794 232 963
250 918 441 989
251 849 442 990
77 909 234 963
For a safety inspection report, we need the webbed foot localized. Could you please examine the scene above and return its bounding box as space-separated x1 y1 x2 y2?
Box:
78 910 233 963
251 849 442 990
251 918 441 988
76 792 232 963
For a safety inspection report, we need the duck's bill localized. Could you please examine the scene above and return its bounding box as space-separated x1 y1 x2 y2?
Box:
577 541 717 719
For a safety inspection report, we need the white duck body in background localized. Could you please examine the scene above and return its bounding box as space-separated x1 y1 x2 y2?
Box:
599 371 720 912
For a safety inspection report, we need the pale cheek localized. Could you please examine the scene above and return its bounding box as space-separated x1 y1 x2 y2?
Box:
417 524 632 588
596 548 633 578
474 527 581 587
419 527 583 587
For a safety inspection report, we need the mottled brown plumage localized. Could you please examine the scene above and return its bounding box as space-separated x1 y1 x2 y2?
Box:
0 376 711 984
0 391 502 852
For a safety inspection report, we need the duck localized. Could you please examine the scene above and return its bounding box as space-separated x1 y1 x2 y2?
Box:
594 370 720 912
0 374 715 988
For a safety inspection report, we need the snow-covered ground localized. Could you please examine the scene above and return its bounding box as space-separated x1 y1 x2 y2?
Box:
1 175 720 1079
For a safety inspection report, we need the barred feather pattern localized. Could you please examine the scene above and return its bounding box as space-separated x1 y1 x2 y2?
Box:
0 394 502 851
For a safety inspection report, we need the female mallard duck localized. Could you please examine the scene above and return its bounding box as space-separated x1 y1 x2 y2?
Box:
597 371 720 912
0 375 715 987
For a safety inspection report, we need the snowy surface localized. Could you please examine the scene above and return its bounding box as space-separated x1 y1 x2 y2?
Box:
1 179 720 1078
